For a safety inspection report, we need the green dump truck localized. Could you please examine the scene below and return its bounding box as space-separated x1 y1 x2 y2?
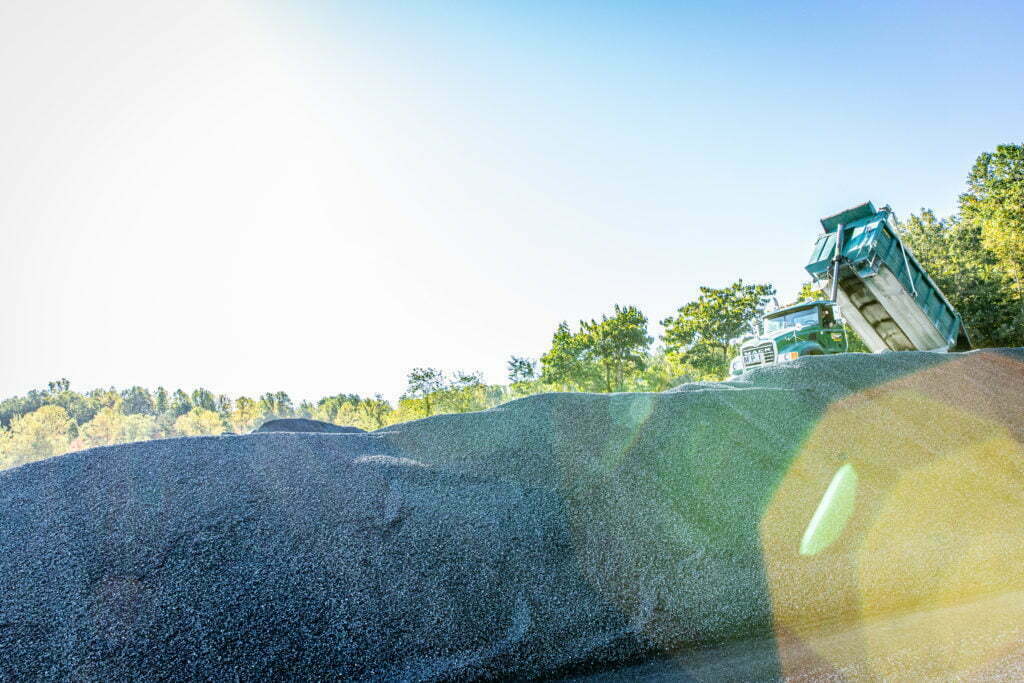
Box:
730 201 970 375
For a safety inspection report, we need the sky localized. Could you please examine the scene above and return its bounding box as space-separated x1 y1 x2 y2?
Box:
1 0 1022 402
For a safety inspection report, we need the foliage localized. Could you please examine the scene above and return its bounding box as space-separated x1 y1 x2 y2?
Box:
403 369 498 417
0 380 100 428
120 386 155 416
174 408 227 437
216 395 233 417
79 406 160 448
305 393 386 431
154 387 169 414
228 398 256 432
960 144 1024 299
539 321 599 391
258 392 294 421
898 210 1024 347
357 395 393 429
312 393 361 423
47 379 70 393
585 305 653 392
661 280 775 379
0 405 74 470
326 402 367 429
507 356 537 384
540 305 652 392
435 372 485 414
191 389 217 413
0 393 47 429
170 389 192 417
630 350 698 391
229 397 263 433
405 368 446 416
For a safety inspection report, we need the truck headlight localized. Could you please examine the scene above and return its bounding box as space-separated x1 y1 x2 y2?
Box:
730 356 744 373
777 351 799 362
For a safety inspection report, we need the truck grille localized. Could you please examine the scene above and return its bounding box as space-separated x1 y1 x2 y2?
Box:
742 342 776 367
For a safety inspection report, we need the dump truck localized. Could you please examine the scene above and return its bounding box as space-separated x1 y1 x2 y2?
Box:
730 201 970 375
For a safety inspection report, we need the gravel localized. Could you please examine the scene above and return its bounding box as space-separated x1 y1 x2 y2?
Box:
2 348 1022 681
255 418 365 433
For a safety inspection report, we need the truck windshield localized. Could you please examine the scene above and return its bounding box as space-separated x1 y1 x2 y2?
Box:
764 308 819 333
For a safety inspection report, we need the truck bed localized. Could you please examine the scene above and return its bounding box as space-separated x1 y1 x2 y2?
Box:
805 202 969 353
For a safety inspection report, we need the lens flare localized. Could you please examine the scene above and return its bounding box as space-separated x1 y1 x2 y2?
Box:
761 351 1024 679
799 462 857 556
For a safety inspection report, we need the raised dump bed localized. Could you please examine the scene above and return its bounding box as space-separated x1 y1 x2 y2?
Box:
805 202 969 353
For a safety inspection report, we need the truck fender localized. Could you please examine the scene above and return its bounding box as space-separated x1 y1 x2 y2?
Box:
786 341 826 357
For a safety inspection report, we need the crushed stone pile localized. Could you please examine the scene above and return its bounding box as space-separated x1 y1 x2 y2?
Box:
255 418 366 434
2 349 1024 680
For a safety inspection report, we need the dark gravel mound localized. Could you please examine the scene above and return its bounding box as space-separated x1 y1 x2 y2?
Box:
2 349 1023 680
0 441 638 680
255 418 365 433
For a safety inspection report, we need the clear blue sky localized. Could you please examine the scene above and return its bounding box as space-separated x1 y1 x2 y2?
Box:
1 0 1021 401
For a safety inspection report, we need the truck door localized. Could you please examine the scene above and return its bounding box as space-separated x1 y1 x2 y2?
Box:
819 306 845 352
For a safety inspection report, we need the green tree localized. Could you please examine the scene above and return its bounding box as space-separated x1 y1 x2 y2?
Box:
274 391 293 415
216 394 233 418
898 210 1023 347
80 407 159 448
191 388 217 412
540 305 652 392
0 381 84 428
661 280 775 379
170 389 192 417
89 388 120 410
174 408 227 436
295 400 314 419
405 368 445 416
329 402 367 429
229 396 263 433
960 144 1024 305
256 392 294 421
47 379 70 393
357 395 393 429
437 371 487 414
540 322 599 391
507 356 537 383
0 393 46 428
154 386 169 414
313 393 361 423
0 405 74 470
120 386 154 415
389 398 428 425
632 350 697 392
41 382 100 425
582 305 653 392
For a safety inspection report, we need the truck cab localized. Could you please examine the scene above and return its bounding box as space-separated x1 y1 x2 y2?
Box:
730 300 846 375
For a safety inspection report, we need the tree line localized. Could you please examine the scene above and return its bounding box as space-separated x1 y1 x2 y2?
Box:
2 144 1021 471
0 286 780 471
897 144 1024 348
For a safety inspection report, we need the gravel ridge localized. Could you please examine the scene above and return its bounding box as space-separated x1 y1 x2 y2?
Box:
2 348 1022 680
